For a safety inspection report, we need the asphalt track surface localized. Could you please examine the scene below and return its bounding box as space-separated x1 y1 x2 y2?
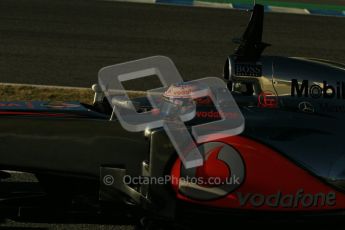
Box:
1 0 345 229
1 0 345 88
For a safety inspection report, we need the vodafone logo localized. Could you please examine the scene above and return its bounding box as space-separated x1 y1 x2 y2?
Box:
179 142 245 200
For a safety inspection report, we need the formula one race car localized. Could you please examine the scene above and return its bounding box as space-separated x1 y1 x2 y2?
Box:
1 4 345 229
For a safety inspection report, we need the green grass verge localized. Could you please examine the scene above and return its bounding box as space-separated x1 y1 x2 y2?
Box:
0 84 94 104
197 0 345 11
0 84 146 104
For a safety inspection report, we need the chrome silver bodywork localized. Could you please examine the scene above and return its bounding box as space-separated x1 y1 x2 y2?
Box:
226 56 345 97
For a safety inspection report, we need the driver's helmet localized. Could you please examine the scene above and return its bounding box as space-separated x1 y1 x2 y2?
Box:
161 82 197 116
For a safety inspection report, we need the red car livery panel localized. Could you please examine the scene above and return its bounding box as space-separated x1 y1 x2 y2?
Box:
170 136 345 211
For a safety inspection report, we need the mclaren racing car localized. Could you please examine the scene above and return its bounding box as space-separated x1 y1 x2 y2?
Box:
1 4 345 228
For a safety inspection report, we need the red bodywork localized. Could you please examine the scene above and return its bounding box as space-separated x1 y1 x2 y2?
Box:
171 136 345 211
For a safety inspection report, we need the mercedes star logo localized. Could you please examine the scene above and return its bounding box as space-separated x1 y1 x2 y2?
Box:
298 101 315 113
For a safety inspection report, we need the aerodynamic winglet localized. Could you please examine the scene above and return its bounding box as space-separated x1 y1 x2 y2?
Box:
233 4 271 62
